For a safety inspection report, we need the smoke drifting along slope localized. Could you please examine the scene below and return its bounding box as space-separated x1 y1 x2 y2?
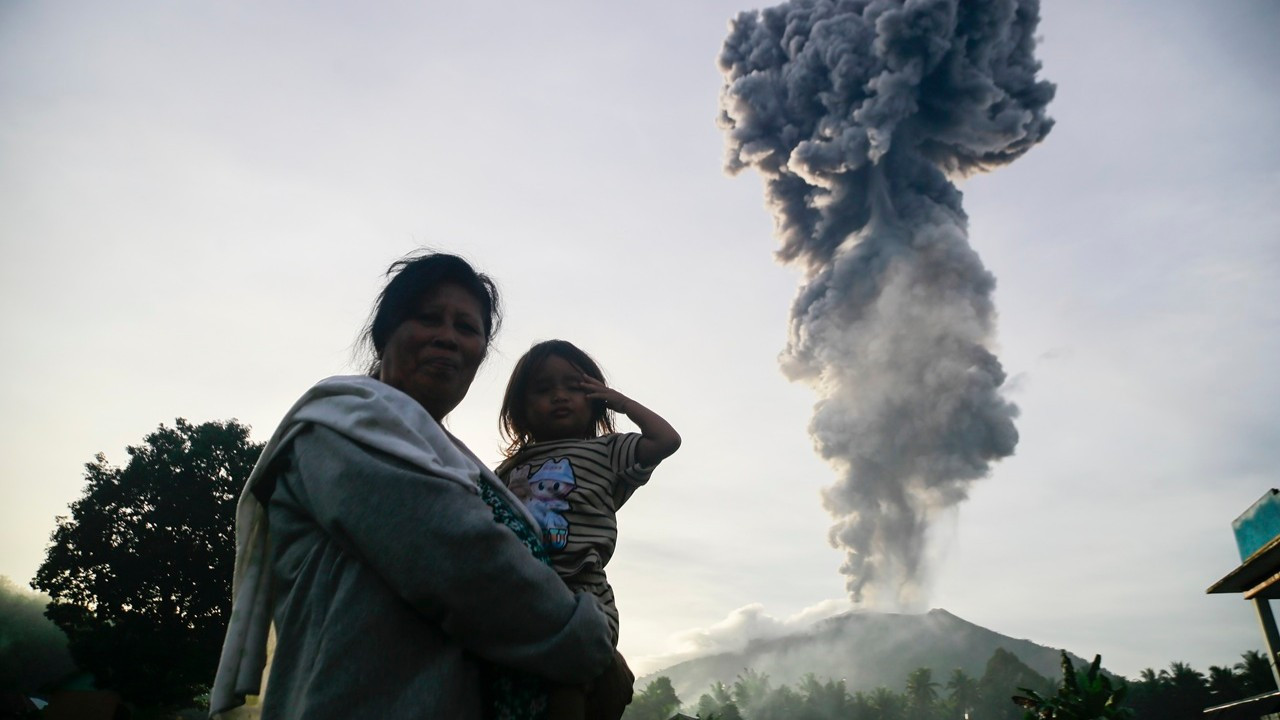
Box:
718 0 1054 605
638 608 1081 706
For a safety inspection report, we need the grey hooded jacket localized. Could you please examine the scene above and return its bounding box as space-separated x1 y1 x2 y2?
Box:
258 425 613 719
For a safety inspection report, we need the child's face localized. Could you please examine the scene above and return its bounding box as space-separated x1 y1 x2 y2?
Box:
524 354 594 442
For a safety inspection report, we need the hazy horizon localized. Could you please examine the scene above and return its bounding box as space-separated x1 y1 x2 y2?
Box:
2 0 1277 681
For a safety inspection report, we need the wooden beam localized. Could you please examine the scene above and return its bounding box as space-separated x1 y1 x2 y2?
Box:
1252 598 1280 689
1245 570 1280 600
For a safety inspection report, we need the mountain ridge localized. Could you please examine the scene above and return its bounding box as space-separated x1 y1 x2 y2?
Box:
637 608 1089 703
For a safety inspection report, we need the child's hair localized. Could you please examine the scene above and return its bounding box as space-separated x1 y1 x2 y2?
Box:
500 339 617 457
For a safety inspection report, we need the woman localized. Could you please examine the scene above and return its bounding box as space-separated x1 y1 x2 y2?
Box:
210 253 616 719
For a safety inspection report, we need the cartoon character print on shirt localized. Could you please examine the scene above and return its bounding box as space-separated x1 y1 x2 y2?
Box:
512 458 577 551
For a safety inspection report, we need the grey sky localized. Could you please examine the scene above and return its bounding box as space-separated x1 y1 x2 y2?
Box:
1 0 1277 680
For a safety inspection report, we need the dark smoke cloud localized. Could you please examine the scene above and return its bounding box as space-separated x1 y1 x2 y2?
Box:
718 0 1054 605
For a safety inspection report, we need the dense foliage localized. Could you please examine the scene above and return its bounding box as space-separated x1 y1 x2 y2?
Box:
625 647 1054 720
1014 653 1132 719
31 419 261 709
628 676 683 720
1125 651 1276 720
626 648 1278 720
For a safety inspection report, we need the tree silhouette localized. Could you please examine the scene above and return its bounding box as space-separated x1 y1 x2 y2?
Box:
672 648 1278 720
32 419 261 709
697 680 734 719
848 691 875 720
708 702 744 720
797 673 852 720
1012 652 1132 720
1235 650 1278 697
903 667 939 719
1160 661 1209 715
731 668 772 711
624 676 682 720
867 686 906 720
1206 665 1241 702
751 683 802 720
1127 666 1169 718
947 668 980 717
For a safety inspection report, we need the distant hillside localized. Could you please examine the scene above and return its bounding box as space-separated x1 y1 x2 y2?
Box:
639 608 1088 703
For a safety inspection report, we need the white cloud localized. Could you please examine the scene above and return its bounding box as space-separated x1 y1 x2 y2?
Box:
632 599 849 675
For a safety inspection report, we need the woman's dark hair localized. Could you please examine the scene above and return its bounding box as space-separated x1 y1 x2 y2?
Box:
362 251 501 376
500 339 616 457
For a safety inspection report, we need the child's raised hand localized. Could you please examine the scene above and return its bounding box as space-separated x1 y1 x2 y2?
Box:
578 372 681 465
577 375 631 414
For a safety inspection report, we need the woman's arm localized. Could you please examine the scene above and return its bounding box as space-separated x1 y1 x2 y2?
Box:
287 425 613 684
579 376 681 467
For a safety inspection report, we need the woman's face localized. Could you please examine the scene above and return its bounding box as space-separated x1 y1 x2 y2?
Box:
378 282 487 421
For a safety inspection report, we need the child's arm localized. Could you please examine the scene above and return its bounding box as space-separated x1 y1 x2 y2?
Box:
579 376 681 467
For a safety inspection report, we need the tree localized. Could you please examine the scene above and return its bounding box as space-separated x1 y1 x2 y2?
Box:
1235 650 1278 697
752 683 803 720
32 419 262 709
731 668 772 711
696 691 721 719
867 686 906 720
706 702 744 720
848 691 875 720
797 673 852 720
697 680 734 719
1124 667 1166 718
1159 661 1209 716
947 668 981 717
905 666 940 718
1013 652 1133 720
1206 665 1241 702
624 676 682 720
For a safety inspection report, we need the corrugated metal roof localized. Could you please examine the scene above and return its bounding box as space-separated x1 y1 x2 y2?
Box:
1203 690 1280 719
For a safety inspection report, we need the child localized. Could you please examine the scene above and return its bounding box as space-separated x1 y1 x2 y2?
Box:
497 339 681 720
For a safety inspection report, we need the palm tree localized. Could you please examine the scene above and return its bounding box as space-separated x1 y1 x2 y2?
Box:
905 667 940 718
849 690 874 720
1207 665 1241 702
1162 661 1206 689
1235 650 1278 696
1125 667 1166 719
798 673 851 719
1161 661 1209 716
868 686 906 720
731 668 771 711
947 668 980 717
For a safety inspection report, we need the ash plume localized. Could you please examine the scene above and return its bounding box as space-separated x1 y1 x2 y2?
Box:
718 0 1054 606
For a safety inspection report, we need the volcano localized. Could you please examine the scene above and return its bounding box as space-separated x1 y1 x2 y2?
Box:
638 608 1090 703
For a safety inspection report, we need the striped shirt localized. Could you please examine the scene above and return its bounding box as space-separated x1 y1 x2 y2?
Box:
496 433 653 643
